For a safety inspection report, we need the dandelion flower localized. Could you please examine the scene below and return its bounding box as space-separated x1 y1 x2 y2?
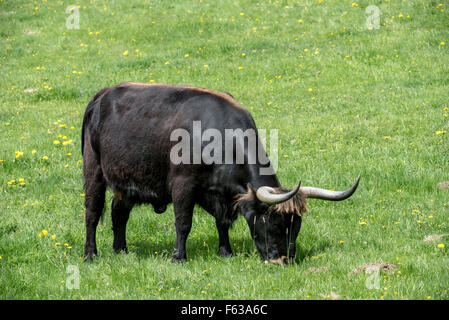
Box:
15 151 24 158
42 230 48 236
53 140 60 145
438 243 445 248
123 50 129 56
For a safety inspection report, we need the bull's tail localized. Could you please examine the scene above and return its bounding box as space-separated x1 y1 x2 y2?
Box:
81 86 112 156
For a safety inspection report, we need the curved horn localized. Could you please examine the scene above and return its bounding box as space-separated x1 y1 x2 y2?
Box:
256 180 301 205
300 175 360 201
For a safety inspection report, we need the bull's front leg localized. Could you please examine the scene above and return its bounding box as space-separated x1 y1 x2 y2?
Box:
216 220 233 258
171 185 195 263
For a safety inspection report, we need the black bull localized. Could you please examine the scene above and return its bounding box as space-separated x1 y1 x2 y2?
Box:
82 82 360 263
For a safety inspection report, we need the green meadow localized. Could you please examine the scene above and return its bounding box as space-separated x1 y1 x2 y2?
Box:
0 0 448 299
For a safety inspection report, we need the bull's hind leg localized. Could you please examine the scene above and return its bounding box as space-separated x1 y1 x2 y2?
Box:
111 193 133 253
171 178 195 263
83 140 106 262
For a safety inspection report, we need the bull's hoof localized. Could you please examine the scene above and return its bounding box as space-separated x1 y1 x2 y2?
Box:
171 252 187 263
113 246 128 254
218 247 233 258
154 204 167 214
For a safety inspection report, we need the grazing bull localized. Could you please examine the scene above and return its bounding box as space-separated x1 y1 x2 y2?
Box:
82 82 360 263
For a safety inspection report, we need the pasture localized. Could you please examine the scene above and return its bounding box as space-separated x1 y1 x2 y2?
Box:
0 0 448 299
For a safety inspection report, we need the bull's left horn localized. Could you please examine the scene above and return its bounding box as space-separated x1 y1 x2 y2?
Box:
256 180 301 205
300 175 360 201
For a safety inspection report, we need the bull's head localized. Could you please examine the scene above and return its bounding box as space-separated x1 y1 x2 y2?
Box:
236 175 360 264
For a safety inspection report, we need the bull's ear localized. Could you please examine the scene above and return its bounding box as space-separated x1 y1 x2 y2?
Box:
247 183 256 195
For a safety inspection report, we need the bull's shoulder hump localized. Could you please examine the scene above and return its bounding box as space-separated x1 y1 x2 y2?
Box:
120 82 246 112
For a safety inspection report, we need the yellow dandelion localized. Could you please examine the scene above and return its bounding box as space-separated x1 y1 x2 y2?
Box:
438 243 445 248
15 151 24 158
53 140 60 145
123 50 129 56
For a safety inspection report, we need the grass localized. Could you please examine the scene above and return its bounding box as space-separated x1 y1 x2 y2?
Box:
0 0 448 300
